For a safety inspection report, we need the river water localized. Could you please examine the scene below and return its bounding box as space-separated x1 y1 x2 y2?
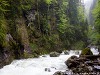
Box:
0 50 81 75
0 48 99 75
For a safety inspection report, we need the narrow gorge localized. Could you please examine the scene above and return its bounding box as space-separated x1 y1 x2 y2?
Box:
0 0 100 75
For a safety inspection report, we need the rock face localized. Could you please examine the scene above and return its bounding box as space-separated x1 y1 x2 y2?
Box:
0 33 32 68
50 52 60 57
0 34 16 69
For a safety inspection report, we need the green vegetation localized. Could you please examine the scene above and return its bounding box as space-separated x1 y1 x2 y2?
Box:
1 0 96 67
94 0 100 50
87 0 100 49
81 48 93 55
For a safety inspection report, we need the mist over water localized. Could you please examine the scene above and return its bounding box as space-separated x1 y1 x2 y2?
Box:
83 0 97 25
83 0 93 18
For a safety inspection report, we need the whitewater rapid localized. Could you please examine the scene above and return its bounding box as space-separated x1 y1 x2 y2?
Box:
0 50 81 75
0 48 98 75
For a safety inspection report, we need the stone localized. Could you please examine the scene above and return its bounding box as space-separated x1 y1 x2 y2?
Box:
42 55 47 57
65 56 79 69
53 71 64 75
50 52 60 57
64 50 69 55
64 49 100 74
93 66 100 72
45 68 51 72
57 50 62 54
81 48 93 55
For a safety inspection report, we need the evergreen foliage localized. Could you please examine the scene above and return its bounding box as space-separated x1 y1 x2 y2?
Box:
92 0 100 46
0 0 89 61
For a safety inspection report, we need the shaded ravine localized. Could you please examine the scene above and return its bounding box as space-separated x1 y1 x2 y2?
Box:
0 50 81 75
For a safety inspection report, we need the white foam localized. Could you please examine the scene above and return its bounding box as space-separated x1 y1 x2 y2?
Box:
91 47 99 55
0 51 80 75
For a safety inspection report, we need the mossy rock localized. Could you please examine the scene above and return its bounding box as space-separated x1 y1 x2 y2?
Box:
50 52 60 57
81 48 93 55
24 52 34 58
33 53 39 58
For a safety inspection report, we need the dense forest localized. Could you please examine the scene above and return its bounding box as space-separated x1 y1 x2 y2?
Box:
0 0 99 68
91 0 100 46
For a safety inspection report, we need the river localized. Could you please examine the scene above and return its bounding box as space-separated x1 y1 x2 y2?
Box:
0 50 81 75
0 48 99 75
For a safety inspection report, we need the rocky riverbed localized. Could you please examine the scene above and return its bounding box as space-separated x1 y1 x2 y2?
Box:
64 55 100 75
0 47 99 75
53 47 100 75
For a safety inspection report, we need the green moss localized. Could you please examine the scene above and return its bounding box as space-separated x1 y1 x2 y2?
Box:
24 51 34 58
81 48 93 55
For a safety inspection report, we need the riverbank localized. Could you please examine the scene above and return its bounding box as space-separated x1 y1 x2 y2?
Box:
53 47 100 75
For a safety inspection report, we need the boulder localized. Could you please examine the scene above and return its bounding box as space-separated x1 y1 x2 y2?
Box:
45 68 51 72
42 55 47 57
50 52 60 57
64 49 100 74
53 71 64 75
72 65 90 73
81 48 93 55
64 50 69 55
57 50 62 54
65 56 79 69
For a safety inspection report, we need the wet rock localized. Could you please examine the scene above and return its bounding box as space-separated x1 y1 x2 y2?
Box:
65 56 79 69
51 67 56 69
71 64 90 73
42 55 47 57
53 48 100 74
75 51 79 55
45 68 51 72
64 70 73 75
81 48 93 55
93 66 100 72
64 51 69 55
85 61 94 66
33 53 39 58
76 57 89 62
53 71 64 75
57 50 62 54
50 52 60 57
63 48 100 74
88 66 93 71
